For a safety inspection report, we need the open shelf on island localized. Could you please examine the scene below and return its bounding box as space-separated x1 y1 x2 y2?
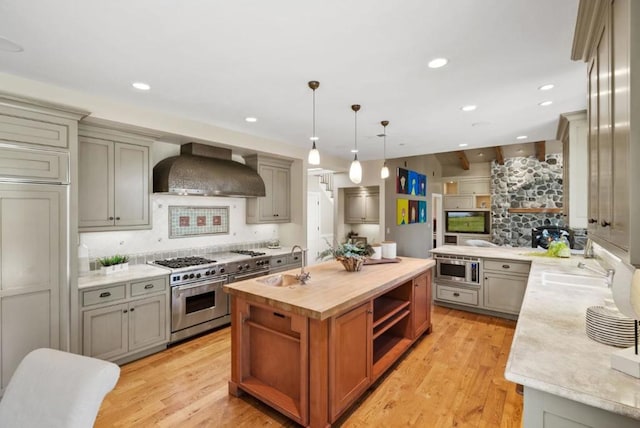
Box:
373 297 410 329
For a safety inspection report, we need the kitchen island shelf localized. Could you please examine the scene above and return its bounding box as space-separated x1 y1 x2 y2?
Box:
373 333 413 379
373 297 411 328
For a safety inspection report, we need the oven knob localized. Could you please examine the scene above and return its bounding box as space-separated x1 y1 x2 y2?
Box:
220 268 225 273
189 273 195 279
238 265 243 271
244 264 250 269
182 274 189 280
204 271 210 276
211 269 216 275
264 259 270 265
257 260 262 266
196 273 201 278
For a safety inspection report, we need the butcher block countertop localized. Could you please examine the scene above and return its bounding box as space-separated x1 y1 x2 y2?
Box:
224 256 434 320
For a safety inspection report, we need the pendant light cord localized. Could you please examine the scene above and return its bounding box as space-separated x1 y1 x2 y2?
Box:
312 88 316 142
354 108 358 159
383 124 387 161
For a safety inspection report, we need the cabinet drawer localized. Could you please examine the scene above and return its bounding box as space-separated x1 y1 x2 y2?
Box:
484 259 530 275
271 255 289 269
83 284 126 307
436 284 478 306
0 114 68 148
0 145 69 183
131 277 166 297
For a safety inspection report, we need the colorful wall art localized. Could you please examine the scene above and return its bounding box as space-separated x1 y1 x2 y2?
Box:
409 200 419 223
419 200 427 223
396 199 409 225
397 167 426 196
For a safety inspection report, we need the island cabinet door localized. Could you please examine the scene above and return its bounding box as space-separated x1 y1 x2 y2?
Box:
329 301 372 421
412 271 432 338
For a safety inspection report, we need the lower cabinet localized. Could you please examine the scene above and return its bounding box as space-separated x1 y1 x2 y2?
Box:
483 272 527 314
330 302 372 421
81 275 169 364
412 271 432 338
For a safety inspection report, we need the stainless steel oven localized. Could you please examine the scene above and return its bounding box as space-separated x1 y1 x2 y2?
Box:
171 276 229 342
435 255 481 287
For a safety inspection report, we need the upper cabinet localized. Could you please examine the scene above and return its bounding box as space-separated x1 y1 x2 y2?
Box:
345 187 379 224
443 177 491 210
78 124 155 231
558 111 588 229
573 0 638 263
245 155 292 223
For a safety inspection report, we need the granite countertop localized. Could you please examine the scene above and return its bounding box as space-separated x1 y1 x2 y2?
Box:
78 264 170 289
430 245 640 419
224 257 435 320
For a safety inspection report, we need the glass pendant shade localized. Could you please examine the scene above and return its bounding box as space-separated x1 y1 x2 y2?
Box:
307 81 320 165
349 155 362 184
308 141 320 165
380 163 390 179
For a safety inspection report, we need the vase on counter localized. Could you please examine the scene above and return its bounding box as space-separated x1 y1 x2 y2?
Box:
338 257 364 272
101 262 129 275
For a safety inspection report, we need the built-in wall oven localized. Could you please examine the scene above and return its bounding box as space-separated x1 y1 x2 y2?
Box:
435 255 481 287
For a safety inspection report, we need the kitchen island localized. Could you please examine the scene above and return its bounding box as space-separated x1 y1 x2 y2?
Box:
224 257 434 427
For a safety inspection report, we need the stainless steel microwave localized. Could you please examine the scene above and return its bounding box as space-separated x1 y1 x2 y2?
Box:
435 255 481 286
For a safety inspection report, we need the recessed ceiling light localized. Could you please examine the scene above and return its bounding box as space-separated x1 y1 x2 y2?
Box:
517 149 524 153
459 143 468 147
478 152 484 157
0 36 23 52
428 58 448 69
245 117 257 123
539 101 553 106
538 84 554 91
461 105 477 112
516 135 528 140
131 82 151 91
350 149 359 153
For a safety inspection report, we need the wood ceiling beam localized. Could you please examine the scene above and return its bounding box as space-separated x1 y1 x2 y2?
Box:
535 141 546 162
456 150 470 170
495 146 505 165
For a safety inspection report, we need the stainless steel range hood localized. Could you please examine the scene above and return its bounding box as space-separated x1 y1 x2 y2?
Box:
153 143 266 197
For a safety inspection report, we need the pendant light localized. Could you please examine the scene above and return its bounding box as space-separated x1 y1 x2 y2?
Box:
380 120 389 179
349 104 362 184
307 81 320 165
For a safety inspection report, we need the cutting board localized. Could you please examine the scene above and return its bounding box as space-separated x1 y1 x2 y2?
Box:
364 257 401 265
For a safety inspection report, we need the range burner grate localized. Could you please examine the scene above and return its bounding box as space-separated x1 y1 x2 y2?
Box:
154 256 216 269
231 250 266 257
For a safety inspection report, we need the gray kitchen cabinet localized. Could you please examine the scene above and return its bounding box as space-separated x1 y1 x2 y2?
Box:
81 275 169 364
458 178 490 195
345 187 379 224
78 124 154 231
577 0 637 262
245 155 292 223
443 195 474 210
270 252 303 274
558 111 588 229
483 259 530 315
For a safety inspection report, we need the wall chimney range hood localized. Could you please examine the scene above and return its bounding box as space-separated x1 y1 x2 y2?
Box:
153 143 266 197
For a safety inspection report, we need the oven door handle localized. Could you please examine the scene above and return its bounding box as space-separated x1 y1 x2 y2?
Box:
175 279 226 292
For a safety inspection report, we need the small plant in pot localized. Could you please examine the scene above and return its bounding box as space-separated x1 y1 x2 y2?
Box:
98 254 130 275
317 239 374 272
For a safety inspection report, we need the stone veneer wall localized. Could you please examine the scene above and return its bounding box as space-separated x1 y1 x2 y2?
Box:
491 154 566 247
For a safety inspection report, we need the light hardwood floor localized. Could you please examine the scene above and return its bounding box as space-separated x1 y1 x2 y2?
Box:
95 305 522 427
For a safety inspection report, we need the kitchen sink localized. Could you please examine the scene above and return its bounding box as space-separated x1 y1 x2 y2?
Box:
541 272 608 288
256 274 300 287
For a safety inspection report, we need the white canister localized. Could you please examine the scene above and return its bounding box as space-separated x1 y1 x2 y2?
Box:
381 241 396 259
78 243 90 275
370 245 382 260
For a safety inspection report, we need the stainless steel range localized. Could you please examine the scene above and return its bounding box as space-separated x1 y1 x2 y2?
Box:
151 253 270 343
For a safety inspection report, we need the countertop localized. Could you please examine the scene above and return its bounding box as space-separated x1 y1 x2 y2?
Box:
431 245 640 420
224 257 435 320
78 264 170 289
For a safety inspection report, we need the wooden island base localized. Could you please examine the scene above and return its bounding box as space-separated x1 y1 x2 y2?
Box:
225 258 434 427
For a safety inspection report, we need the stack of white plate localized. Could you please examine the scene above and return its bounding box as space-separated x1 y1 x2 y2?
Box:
585 306 639 348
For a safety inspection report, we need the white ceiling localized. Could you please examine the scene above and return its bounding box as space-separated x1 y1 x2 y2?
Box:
0 0 585 162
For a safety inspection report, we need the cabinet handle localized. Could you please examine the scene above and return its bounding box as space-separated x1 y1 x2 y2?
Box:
601 220 611 227
123 309 128 313
588 218 598 224
108 216 114 220
116 216 121 221
276 260 282 264
99 292 111 298
130 308 135 312
453 292 460 297
502 264 510 269
366 310 373 314
144 284 154 289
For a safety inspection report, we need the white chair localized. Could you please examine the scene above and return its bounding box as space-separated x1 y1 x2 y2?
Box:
0 348 120 428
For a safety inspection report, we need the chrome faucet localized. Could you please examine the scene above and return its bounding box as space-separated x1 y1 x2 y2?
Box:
583 239 595 259
577 261 615 287
291 245 310 284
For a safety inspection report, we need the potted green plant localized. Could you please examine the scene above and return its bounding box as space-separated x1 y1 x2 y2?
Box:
317 239 374 272
98 254 130 275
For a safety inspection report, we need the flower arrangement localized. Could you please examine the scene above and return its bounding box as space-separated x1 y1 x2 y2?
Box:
317 239 374 272
98 254 130 274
